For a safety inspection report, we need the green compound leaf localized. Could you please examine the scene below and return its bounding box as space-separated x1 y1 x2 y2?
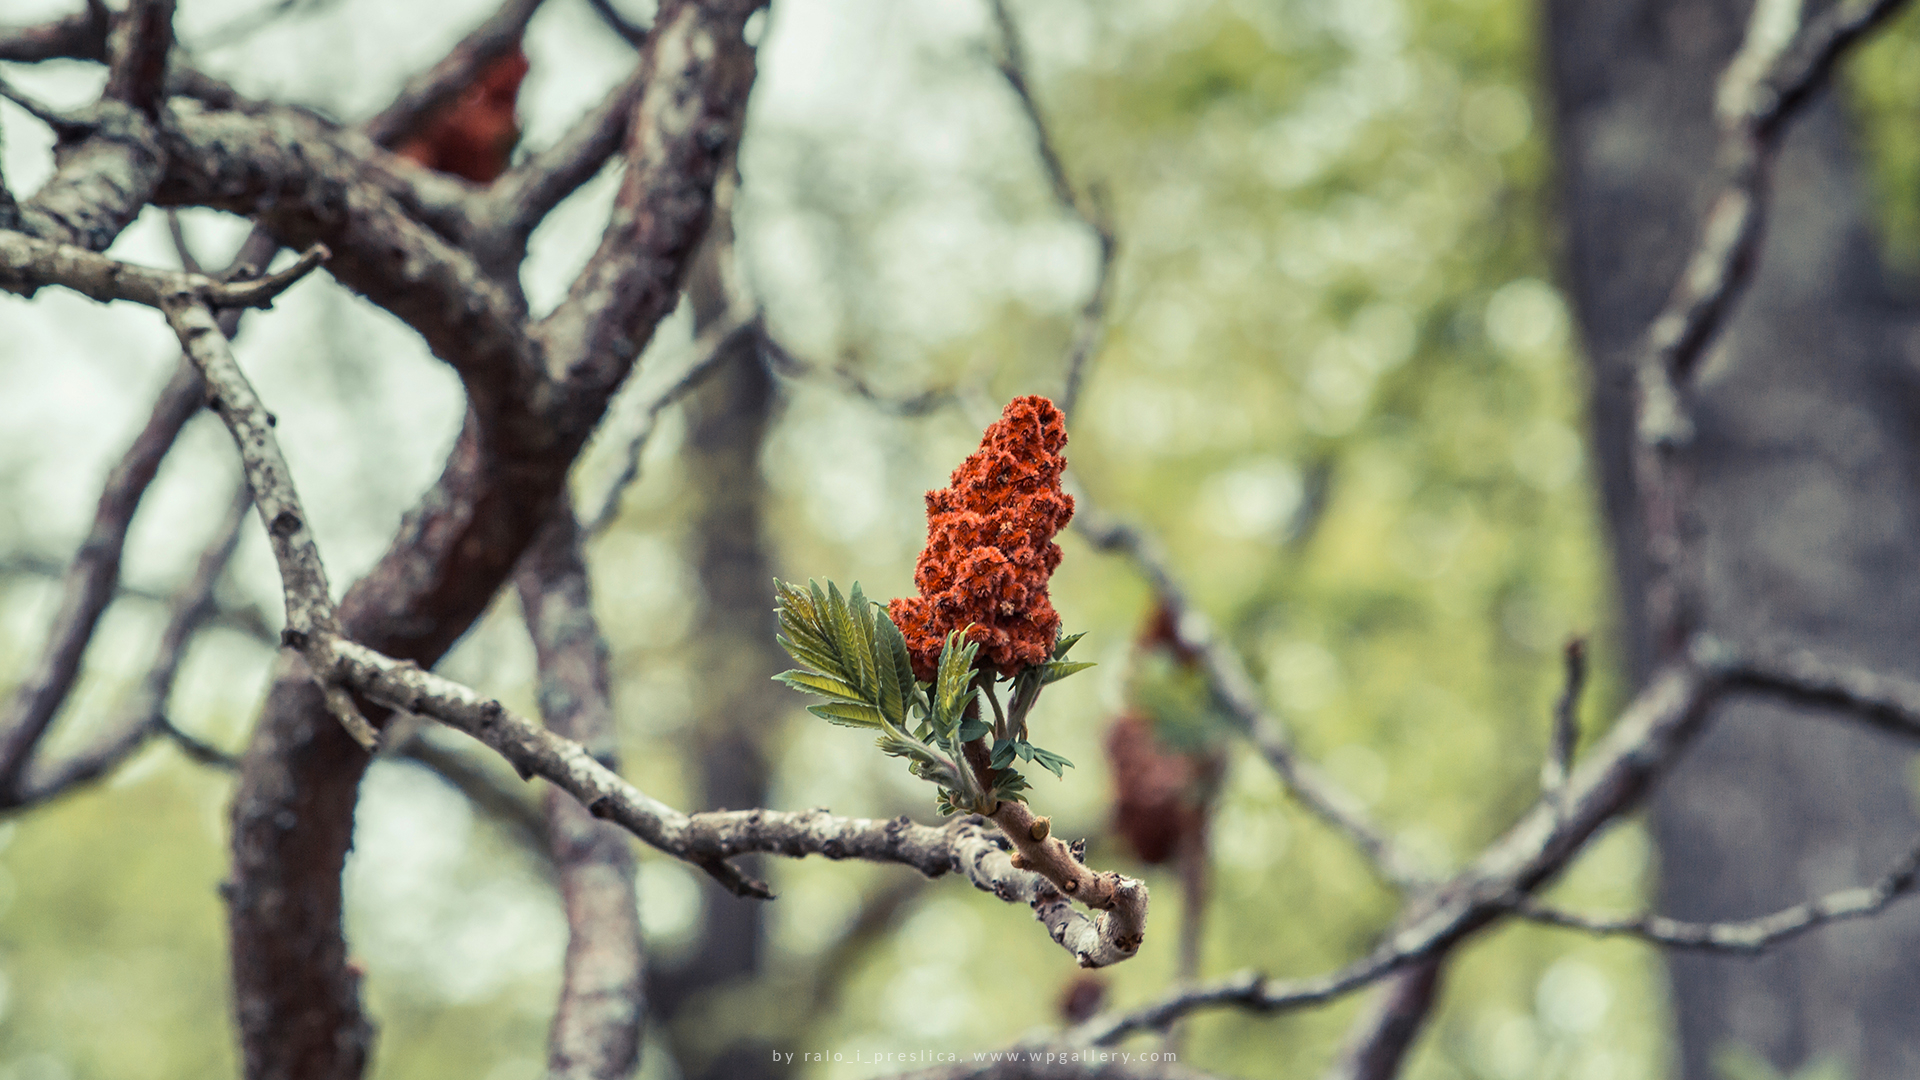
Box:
1028 744 1075 777
774 578 923 728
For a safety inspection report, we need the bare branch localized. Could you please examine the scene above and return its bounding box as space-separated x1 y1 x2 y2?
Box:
585 300 761 535
0 3 109 64
1072 501 1429 890
360 0 547 149
0 358 204 795
1510 833 1920 954
759 332 964 417
514 505 643 1080
474 69 648 264
1073 659 1726 1043
8 479 251 809
1719 643 1920 740
103 0 175 119
152 286 376 748
0 229 327 310
985 0 1115 422
154 106 539 414
584 0 648 47
1319 959 1444 1080
538 0 764 399
317 629 1151 967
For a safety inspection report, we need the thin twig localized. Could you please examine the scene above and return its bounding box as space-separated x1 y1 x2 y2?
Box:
759 332 965 417
584 306 761 535
584 0 647 47
154 283 377 749
0 359 204 795
1072 501 1429 890
1071 659 1728 1044
1509 833 1920 954
5 479 251 809
0 230 329 310
985 0 1116 422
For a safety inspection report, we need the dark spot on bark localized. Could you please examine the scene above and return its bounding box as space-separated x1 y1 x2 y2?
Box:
269 510 301 538
280 628 308 650
587 796 613 819
822 838 845 859
266 412 278 427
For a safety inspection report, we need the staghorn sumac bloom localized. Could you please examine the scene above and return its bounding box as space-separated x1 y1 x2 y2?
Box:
888 395 1075 681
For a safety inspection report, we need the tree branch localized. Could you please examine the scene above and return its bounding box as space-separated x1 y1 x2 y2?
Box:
514 504 644 1080
474 69 648 264
1072 502 1429 890
1072 658 1728 1044
222 6 765 1074
1509 833 1920 954
984 0 1115 422
0 2 110 64
7 479 252 809
103 0 174 119
0 356 203 795
0 229 327 309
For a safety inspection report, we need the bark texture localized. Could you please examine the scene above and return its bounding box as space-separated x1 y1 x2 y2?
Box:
655 220 784 1080
1548 2 1920 1075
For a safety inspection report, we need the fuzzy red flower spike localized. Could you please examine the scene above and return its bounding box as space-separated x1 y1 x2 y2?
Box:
888 395 1076 682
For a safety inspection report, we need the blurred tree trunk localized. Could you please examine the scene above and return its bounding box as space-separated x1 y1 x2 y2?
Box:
1548 2 1920 1077
653 215 784 1080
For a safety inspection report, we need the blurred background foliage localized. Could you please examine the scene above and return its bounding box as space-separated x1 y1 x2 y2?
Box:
7 0 1915 1077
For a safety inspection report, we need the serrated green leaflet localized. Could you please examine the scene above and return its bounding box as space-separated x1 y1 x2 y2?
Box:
807 701 887 728
1054 631 1086 659
773 670 865 703
1040 660 1096 685
1029 745 1074 777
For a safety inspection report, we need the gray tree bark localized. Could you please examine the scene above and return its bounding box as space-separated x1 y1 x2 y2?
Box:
1548 1 1920 1076
654 217 785 1080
